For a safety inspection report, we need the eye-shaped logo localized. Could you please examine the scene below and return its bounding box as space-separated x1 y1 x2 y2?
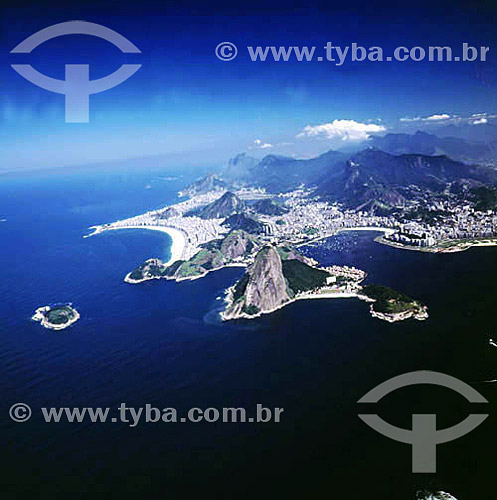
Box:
10 21 141 123
358 371 488 473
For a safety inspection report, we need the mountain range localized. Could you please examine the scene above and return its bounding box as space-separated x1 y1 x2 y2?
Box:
317 148 497 210
223 150 346 192
368 131 496 164
181 130 497 213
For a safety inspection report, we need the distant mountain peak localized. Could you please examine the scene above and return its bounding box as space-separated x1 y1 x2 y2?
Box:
180 173 227 197
194 191 245 219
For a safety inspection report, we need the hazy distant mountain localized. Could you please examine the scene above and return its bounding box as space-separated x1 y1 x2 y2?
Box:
369 131 495 163
435 122 497 143
223 153 259 181
180 174 228 197
193 191 245 219
224 150 346 192
318 148 497 210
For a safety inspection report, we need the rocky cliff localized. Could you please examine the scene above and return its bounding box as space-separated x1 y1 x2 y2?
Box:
223 246 291 319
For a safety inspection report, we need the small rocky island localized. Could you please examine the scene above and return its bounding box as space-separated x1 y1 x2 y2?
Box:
32 304 80 330
360 284 428 322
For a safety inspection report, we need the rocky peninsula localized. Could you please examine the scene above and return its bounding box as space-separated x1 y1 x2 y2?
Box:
221 244 427 323
125 230 257 283
92 184 430 324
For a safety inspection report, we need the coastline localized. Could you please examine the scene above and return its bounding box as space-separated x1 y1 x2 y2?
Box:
297 227 395 248
297 227 497 256
89 224 187 266
221 286 428 323
375 235 497 254
125 261 247 285
220 288 359 321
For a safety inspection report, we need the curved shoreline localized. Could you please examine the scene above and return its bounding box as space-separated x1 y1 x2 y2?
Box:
299 228 497 255
296 227 395 247
90 225 187 266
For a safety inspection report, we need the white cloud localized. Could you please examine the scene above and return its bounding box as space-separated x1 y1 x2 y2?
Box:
399 116 421 122
400 111 496 126
425 113 451 121
469 112 496 125
253 139 273 149
297 119 386 142
471 117 488 125
399 113 452 123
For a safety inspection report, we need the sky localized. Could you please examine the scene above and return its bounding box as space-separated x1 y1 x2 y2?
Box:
2 0 497 171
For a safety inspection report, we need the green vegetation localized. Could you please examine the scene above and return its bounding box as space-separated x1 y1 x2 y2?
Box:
362 284 423 314
164 260 184 277
176 260 205 278
188 248 224 271
221 213 264 234
129 269 145 280
242 304 260 316
404 206 448 224
252 199 288 216
46 306 77 325
129 260 167 280
471 186 497 211
276 246 300 261
220 230 256 255
232 273 249 302
282 259 330 293
304 227 318 236
172 230 257 279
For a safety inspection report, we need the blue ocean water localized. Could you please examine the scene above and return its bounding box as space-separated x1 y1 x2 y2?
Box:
1 166 495 499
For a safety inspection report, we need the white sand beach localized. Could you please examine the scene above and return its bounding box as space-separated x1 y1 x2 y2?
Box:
104 225 187 266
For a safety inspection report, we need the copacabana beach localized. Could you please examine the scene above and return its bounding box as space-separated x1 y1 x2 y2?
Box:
92 224 187 266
